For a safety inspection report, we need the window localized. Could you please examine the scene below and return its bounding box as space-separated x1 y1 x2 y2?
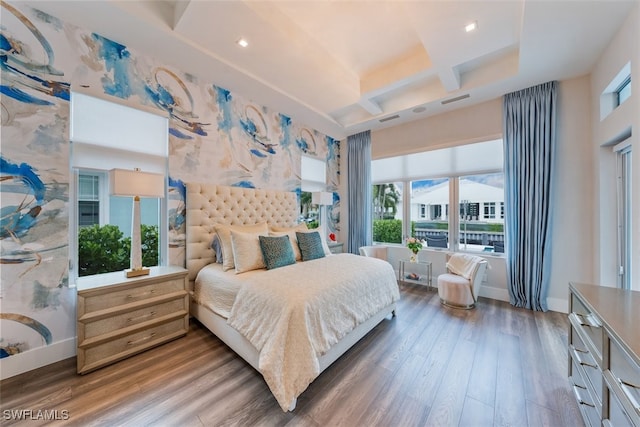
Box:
600 62 631 119
615 141 632 289
70 92 168 279
372 139 504 253
411 178 449 248
78 173 101 227
372 182 403 243
458 173 504 252
300 155 327 228
616 77 631 107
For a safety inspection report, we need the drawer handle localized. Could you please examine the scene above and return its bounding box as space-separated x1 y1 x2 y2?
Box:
127 333 156 346
618 378 640 412
571 345 597 369
127 311 156 323
573 385 595 408
126 290 156 300
572 312 601 328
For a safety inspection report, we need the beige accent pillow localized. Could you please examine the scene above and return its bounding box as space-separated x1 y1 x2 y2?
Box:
269 223 308 233
230 230 267 273
269 230 302 261
214 222 269 271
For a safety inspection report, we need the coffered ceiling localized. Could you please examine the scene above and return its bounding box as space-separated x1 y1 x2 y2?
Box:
22 0 636 139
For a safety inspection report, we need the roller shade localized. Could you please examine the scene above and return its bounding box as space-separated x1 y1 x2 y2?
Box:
301 155 326 191
372 139 503 183
70 92 168 173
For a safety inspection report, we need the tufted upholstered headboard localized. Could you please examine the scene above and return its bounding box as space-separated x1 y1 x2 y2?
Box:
185 183 299 281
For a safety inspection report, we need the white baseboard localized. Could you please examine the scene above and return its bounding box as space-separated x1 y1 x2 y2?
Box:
479 286 568 314
546 297 569 314
0 337 76 380
479 286 510 303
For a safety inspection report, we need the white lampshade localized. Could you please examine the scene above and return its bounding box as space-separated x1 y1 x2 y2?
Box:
109 168 165 198
312 191 333 206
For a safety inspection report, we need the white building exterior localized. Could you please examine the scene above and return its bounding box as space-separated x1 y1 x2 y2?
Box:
411 179 504 223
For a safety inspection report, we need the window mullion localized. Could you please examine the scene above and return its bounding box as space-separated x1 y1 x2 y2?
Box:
450 177 459 251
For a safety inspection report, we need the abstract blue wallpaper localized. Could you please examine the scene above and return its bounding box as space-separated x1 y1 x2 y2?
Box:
0 1 340 360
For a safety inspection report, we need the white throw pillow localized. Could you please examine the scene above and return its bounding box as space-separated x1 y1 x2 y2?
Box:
230 230 267 273
214 222 269 271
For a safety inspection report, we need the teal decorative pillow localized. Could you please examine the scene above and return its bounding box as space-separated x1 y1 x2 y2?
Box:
259 235 296 270
296 231 326 261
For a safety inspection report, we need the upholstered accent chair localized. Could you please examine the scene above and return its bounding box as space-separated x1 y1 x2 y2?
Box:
359 245 388 263
437 253 488 309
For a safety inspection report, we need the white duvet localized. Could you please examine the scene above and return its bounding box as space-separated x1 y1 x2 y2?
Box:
225 253 399 411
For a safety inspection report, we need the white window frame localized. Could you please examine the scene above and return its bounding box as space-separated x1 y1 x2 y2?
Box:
372 138 504 253
614 140 632 289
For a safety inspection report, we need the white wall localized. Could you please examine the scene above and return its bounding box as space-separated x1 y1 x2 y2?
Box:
590 4 640 289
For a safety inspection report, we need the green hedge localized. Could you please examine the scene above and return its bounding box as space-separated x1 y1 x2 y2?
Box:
78 224 158 277
373 219 417 243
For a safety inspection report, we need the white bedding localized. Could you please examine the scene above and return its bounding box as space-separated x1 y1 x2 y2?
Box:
213 253 400 411
194 262 255 318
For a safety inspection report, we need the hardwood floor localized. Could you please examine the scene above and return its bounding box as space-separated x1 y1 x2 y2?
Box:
1 283 584 426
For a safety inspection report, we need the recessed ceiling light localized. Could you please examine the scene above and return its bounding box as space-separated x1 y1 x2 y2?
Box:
465 21 477 33
237 38 249 48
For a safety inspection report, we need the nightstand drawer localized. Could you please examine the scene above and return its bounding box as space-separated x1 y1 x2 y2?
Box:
80 317 186 373
83 277 186 313
83 298 187 340
77 266 189 374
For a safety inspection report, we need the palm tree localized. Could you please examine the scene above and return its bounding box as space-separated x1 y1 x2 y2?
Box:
373 184 401 220
300 191 313 218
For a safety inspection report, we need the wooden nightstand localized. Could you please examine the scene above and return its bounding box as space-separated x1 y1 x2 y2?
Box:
76 266 189 374
328 242 344 254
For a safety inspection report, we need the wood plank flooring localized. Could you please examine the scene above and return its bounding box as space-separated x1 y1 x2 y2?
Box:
1 283 584 426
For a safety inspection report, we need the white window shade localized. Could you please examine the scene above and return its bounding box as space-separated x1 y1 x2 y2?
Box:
70 92 168 173
372 139 503 183
301 155 326 191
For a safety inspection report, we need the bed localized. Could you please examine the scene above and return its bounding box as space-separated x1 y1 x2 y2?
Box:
185 184 399 411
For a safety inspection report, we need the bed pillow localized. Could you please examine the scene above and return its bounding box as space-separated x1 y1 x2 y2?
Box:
211 234 223 264
214 222 269 271
296 229 332 256
230 230 267 274
269 230 302 261
270 223 308 233
259 235 296 270
296 231 326 261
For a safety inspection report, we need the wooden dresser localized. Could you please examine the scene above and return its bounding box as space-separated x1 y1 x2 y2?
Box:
569 282 640 427
77 266 189 374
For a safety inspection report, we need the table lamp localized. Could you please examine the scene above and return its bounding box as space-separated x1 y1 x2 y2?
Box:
312 191 333 241
110 168 165 277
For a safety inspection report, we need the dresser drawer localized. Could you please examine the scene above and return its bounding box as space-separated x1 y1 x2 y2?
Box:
81 317 186 373
82 298 187 341
83 277 186 313
608 341 640 425
606 386 636 427
571 325 603 404
571 358 602 427
570 293 604 363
